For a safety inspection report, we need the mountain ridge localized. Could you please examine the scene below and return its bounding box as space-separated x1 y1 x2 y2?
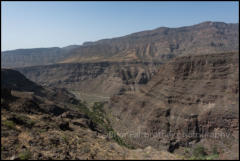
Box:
2 21 239 68
1 21 239 160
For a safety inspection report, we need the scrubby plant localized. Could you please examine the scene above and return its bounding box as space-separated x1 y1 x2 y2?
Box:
14 115 36 128
18 150 32 160
184 147 190 154
2 120 16 129
62 135 68 143
212 145 219 155
189 145 219 160
193 145 206 158
75 101 135 149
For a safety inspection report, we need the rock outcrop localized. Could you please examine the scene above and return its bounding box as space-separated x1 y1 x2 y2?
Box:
63 22 238 63
1 21 239 160
1 69 178 160
107 52 239 159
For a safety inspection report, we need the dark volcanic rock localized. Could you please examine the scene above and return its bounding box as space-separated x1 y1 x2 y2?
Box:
1 88 12 99
39 104 66 116
59 121 71 131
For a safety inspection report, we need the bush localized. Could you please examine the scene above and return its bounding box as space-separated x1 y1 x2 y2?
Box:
189 145 219 160
62 135 68 143
13 115 36 128
205 154 219 160
2 120 16 129
18 150 31 160
75 102 135 149
212 146 219 155
193 145 206 158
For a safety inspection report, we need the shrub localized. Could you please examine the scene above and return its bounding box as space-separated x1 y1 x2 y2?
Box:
18 150 31 160
15 115 36 128
8 114 36 129
75 102 135 149
193 145 207 158
212 145 219 155
189 145 219 160
2 120 16 129
62 135 68 143
205 154 219 160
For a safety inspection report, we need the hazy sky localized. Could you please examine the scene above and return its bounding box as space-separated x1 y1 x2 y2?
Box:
1 1 239 51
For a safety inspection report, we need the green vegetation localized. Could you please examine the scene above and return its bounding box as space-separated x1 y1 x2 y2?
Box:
2 120 16 129
13 115 36 128
189 145 219 160
18 150 32 160
2 114 36 130
75 102 135 149
88 102 106 126
183 147 190 155
106 126 135 149
204 154 219 160
1 146 5 151
62 135 69 143
212 145 219 155
193 145 206 158
37 128 47 133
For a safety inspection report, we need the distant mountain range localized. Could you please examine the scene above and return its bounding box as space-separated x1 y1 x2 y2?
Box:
1 21 239 160
2 21 239 68
1 45 80 68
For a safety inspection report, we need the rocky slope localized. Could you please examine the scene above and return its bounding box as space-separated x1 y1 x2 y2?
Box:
1 21 239 160
15 61 161 104
107 52 239 160
2 21 239 68
1 69 178 160
63 21 238 63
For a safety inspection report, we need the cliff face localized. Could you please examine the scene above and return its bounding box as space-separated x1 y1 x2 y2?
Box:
107 52 239 159
60 22 239 63
1 21 239 159
2 22 239 68
15 62 161 103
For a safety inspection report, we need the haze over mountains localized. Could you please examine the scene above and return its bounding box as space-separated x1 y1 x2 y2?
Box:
1 21 239 160
2 21 239 68
2 45 80 68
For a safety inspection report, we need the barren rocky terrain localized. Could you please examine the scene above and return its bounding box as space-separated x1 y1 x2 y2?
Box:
1 69 178 160
107 52 239 160
1 21 239 160
15 61 161 104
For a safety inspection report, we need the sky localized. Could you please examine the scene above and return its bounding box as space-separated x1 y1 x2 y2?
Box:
1 1 239 51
